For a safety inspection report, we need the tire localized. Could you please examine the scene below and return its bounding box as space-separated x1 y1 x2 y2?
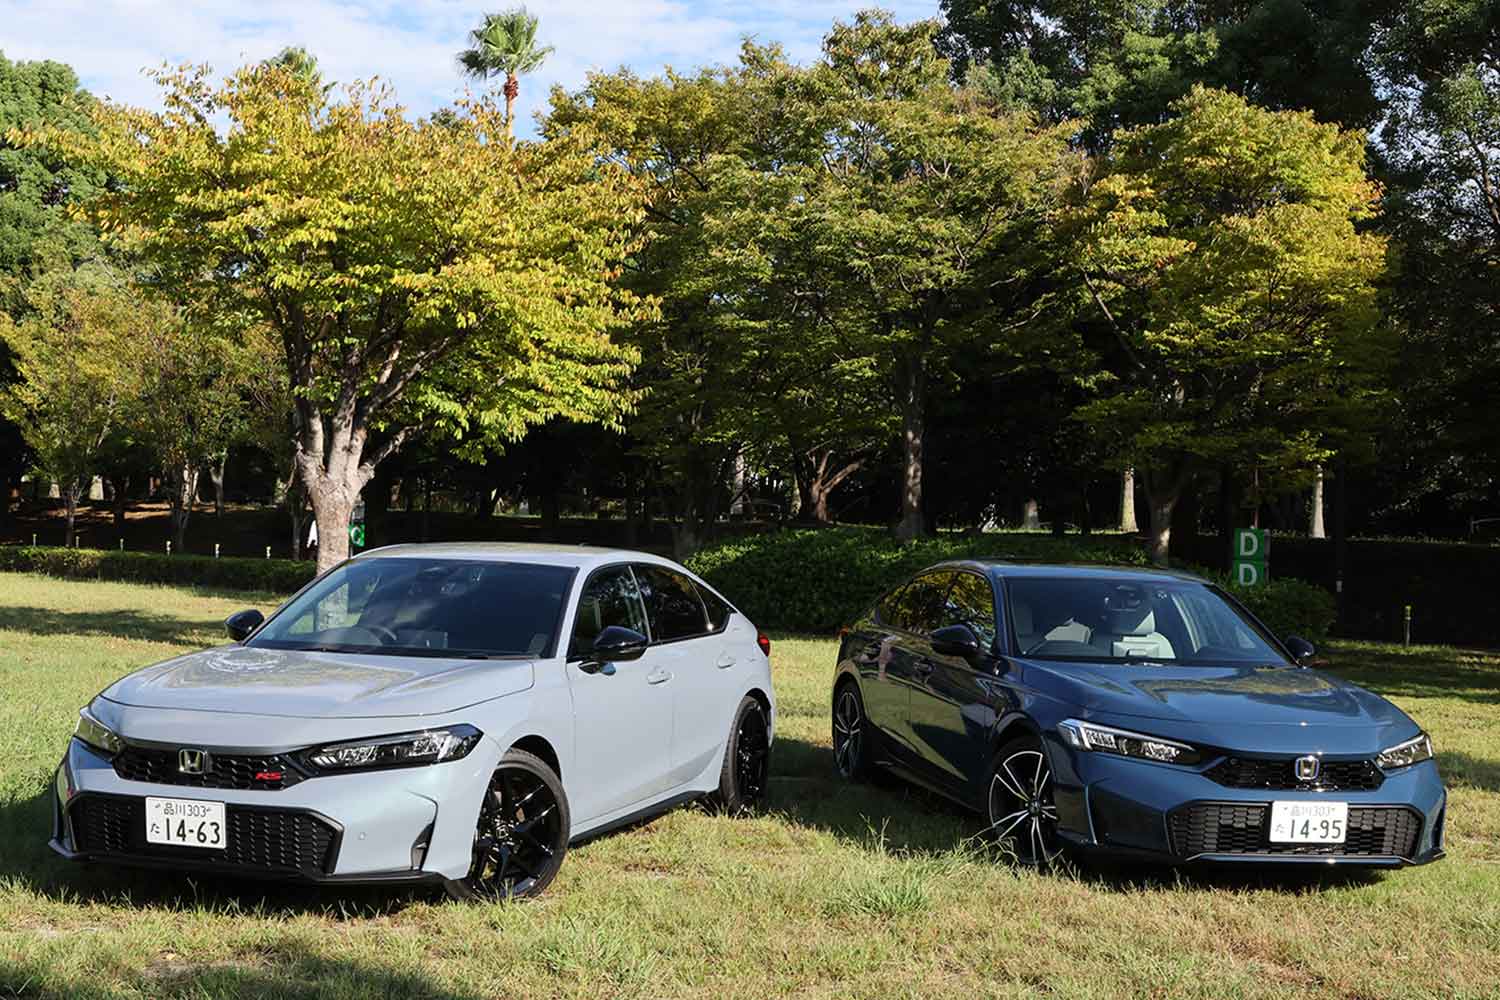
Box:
831 679 873 781
447 748 570 901
985 733 1064 868
714 695 771 814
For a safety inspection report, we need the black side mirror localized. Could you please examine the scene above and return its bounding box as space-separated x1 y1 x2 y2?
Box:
581 625 649 671
930 623 982 659
225 609 265 642
1285 635 1316 665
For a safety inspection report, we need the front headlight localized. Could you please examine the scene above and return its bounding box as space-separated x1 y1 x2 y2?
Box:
301 725 482 773
1376 732 1434 770
1058 718 1202 765
74 706 123 757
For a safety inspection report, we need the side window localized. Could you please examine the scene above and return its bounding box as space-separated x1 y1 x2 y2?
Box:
941 572 998 648
882 573 953 634
698 584 734 631
569 566 648 658
636 565 710 642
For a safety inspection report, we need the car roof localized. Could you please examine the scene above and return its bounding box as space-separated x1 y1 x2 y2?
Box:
351 542 684 572
931 559 1210 585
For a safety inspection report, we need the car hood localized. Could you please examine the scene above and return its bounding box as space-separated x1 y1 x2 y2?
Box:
1025 659 1416 749
100 644 535 719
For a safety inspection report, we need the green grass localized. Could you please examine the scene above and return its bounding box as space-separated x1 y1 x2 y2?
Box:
1 572 1498 999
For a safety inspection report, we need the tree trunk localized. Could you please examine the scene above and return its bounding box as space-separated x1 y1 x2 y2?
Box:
1143 470 1186 568
1120 469 1138 533
63 482 80 548
167 462 197 553
288 481 305 562
1022 499 1041 530
893 354 927 541
503 74 519 139
209 453 227 519
108 475 129 533
307 476 355 571
1309 465 1326 538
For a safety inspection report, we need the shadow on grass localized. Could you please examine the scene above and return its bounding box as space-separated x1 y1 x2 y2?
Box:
1435 750 1500 794
769 735 1389 895
1321 644 1500 707
1 938 481 1000
0 606 224 647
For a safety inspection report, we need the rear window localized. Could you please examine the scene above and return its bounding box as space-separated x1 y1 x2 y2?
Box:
251 558 574 658
635 565 710 641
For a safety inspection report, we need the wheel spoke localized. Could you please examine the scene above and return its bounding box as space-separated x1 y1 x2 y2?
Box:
994 762 1028 802
1030 817 1044 864
992 809 1028 839
1033 763 1049 794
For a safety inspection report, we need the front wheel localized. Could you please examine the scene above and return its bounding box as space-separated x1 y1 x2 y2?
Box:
986 735 1064 868
447 748 570 901
714 695 771 814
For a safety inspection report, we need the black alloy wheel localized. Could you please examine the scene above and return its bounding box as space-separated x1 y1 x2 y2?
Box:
449 748 570 901
715 695 771 813
987 735 1064 867
832 682 870 780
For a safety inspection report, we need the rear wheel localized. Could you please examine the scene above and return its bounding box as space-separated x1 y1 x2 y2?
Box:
986 735 1063 868
448 748 570 901
832 681 873 781
714 695 771 814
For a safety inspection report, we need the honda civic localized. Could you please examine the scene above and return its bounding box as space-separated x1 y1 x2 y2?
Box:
831 562 1445 868
51 544 775 899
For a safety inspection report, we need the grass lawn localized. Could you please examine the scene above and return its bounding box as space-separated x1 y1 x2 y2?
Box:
1 572 1498 999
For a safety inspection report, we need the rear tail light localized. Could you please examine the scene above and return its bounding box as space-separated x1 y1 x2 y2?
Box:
756 632 771 658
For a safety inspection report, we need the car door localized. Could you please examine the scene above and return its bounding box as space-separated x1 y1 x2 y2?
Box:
851 573 951 766
632 564 731 786
565 564 675 822
907 570 1010 798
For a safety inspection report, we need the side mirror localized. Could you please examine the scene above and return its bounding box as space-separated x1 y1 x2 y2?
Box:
584 625 649 668
1284 635 1316 665
930 623 982 659
225 609 265 642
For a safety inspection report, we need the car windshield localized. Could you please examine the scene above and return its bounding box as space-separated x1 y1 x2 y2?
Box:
1006 576 1289 666
250 558 575 658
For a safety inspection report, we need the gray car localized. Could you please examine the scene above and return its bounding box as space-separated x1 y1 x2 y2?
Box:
50 544 776 899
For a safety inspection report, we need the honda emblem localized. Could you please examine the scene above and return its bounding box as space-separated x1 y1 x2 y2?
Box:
178 748 210 775
1294 755 1320 782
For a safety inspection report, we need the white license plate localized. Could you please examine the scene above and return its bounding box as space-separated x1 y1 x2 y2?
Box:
1269 800 1348 843
145 797 227 850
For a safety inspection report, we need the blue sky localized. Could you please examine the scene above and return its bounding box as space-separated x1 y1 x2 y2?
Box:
1 1 940 133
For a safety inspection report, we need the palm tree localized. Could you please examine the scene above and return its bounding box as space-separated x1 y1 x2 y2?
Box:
262 46 333 93
457 8 554 138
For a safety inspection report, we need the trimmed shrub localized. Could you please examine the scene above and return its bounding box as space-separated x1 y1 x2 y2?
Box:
0 545 314 594
1217 575 1337 645
686 527 1149 633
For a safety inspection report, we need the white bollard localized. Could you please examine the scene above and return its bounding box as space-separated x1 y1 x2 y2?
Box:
118 538 124 552
166 540 171 556
31 534 37 546
265 546 271 560
214 543 220 559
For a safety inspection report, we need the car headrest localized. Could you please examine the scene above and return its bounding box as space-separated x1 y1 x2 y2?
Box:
1104 606 1156 636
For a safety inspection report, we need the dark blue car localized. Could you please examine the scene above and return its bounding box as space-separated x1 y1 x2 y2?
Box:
831 562 1446 868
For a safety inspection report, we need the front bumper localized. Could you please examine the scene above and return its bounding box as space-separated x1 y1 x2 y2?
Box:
51 735 498 886
1046 737 1447 868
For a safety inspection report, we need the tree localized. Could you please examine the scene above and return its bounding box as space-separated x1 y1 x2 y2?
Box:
0 270 149 545
777 12 1074 539
458 8 554 138
1065 87 1388 564
25 63 649 571
263 46 331 91
0 53 106 530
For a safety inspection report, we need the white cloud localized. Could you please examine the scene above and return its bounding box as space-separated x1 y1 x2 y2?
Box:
0 0 940 132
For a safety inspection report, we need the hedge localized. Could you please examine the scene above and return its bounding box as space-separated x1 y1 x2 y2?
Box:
686 528 1150 634
0 545 314 594
687 527 1338 642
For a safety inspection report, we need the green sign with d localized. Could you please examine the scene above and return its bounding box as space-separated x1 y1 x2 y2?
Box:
1232 528 1268 586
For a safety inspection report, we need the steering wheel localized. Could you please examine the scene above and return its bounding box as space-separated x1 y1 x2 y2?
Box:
363 624 400 645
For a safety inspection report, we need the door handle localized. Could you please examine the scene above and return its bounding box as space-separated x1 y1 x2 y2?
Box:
646 669 673 685
717 653 737 669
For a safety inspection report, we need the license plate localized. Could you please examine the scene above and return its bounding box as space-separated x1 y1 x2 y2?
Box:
145 797 227 850
1269 800 1348 843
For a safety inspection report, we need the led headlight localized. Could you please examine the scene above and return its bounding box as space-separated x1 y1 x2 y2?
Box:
74 706 123 757
1376 732 1434 770
1058 718 1201 765
301 725 482 772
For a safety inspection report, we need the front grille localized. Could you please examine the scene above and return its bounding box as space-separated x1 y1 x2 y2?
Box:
1205 756 1384 792
1168 802 1422 859
69 795 339 875
113 746 305 791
